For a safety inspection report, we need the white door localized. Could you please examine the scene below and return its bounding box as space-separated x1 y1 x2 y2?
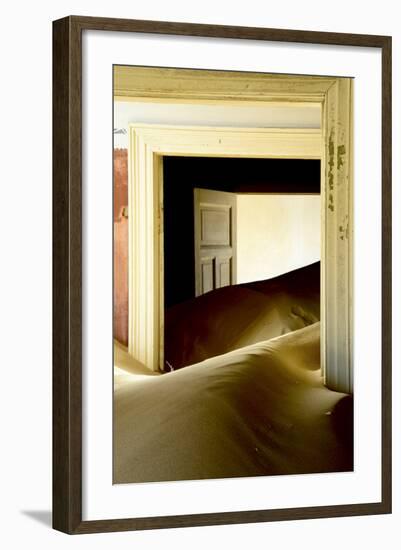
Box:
194 188 237 296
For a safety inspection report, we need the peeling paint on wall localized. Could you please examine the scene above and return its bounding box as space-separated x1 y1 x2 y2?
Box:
327 130 335 212
337 144 346 170
328 131 335 191
328 193 334 212
339 215 349 241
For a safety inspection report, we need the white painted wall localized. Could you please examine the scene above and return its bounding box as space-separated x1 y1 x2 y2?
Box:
114 100 321 148
236 194 320 283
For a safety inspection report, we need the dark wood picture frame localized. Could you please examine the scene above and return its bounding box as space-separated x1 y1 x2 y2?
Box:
53 15 392 534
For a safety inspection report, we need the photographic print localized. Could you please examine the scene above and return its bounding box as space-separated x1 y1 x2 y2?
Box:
53 16 391 533
112 65 353 484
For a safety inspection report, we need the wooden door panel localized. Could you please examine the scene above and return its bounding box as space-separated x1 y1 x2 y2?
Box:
200 207 231 246
217 257 231 289
200 257 215 294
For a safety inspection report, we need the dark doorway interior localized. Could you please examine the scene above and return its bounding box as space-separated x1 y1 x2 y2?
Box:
163 156 321 309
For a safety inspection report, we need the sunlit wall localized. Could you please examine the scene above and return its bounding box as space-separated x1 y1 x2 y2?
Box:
236 194 320 284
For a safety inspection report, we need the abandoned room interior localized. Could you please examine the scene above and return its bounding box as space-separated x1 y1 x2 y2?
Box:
112 66 354 484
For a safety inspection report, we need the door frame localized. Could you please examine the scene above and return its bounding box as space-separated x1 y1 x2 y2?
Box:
119 67 353 393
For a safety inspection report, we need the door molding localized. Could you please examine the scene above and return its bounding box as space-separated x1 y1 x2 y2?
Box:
115 66 334 104
124 70 353 394
128 125 322 366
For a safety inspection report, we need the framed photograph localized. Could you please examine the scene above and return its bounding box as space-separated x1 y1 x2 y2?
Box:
53 16 392 534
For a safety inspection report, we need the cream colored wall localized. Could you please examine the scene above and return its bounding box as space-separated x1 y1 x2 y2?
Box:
236 194 321 284
114 100 321 148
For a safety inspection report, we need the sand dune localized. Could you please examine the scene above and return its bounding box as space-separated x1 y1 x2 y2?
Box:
114 263 352 484
165 262 320 371
114 323 353 484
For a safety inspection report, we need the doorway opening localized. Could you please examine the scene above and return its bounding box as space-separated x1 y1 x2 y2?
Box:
163 156 321 372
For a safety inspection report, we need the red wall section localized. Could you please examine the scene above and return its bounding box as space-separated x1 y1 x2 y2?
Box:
114 149 128 221
113 149 128 346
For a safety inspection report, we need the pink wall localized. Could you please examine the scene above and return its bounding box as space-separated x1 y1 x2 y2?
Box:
114 149 128 346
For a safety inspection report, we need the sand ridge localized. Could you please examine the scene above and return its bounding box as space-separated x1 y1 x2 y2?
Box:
165 262 320 371
114 323 353 484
